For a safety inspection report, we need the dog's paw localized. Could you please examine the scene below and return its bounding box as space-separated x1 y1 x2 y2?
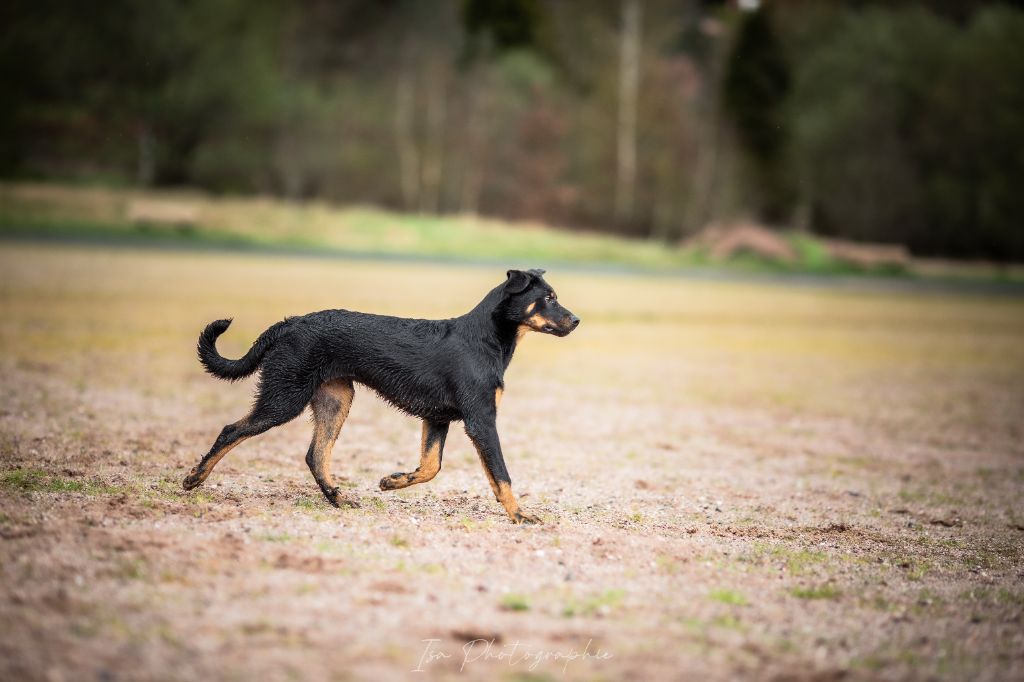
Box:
511 510 543 525
182 470 203 490
326 487 360 509
378 472 407 491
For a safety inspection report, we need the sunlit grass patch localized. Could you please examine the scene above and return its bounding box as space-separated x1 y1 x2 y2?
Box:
112 558 147 582
314 540 346 555
790 585 842 600
0 467 125 496
294 495 325 512
655 554 683 574
711 614 745 631
562 589 626 618
499 593 531 612
5 182 992 278
180 489 216 505
679 613 746 635
745 542 828 575
960 586 1024 607
708 589 748 606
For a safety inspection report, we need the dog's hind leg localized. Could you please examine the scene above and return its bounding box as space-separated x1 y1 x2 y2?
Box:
378 421 449 491
183 380 312 491
306 378 359 508
183 411 294 490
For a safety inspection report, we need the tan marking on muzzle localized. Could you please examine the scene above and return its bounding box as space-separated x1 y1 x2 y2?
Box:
524 313 551 331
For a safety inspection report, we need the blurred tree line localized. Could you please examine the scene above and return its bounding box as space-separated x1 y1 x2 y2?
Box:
2 0 1023 260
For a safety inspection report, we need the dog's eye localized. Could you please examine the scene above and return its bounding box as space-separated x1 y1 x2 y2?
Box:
546 293 556 302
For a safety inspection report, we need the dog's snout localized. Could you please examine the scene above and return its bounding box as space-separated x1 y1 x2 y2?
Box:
569 315 580 329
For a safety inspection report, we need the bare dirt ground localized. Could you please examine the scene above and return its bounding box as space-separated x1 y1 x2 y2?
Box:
1 243 1023 682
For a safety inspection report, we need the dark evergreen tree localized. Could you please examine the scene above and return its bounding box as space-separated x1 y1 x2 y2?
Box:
722 7 792 223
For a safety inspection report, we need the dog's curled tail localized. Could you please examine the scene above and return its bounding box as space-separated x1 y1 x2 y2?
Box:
197 318 285 381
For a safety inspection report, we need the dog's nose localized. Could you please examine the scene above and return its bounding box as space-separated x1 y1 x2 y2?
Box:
569 315 580 329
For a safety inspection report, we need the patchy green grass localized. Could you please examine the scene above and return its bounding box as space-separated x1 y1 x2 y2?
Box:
708 589 749 606
562 589 626 618
499 594 531 612
113 558 147 582
0 182 698 271
711 614 745 631
790 585 842 600
0 181 977 278
961 586 1024 607
1 468 124 496
294 495 322 511
742 542 829 576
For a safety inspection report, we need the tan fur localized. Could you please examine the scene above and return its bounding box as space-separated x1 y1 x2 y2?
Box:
495 387 503 410
380 421 443 490
472 442 502 499
187 435 248 486
494 481 520 517
307 379 355 493
517 312 554 342
525 313 549 330
470 441 529 521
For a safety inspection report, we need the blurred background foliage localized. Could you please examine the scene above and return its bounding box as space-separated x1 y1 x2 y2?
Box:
2 0 1023 261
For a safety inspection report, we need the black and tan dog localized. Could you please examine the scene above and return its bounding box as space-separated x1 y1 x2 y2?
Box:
182 268 579 524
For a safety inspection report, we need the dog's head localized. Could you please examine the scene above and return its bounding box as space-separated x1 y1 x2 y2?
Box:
501 269 580 337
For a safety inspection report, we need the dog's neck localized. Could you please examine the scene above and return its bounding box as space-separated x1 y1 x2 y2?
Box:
461 285 522 370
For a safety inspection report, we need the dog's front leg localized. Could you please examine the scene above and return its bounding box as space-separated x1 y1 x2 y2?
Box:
464 417 541 525
379 421 449 490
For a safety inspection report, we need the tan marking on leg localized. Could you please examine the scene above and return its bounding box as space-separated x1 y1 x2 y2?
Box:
379 421 443 490
494 480 520 517
308 379 355 505
470 443 541 524
471 441 503 501
186 436 248 487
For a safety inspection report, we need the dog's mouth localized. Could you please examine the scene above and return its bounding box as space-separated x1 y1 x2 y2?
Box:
541 319 580 337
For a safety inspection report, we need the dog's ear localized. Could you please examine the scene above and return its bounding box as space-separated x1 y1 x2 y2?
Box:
504 269 533 295
527 268 546 277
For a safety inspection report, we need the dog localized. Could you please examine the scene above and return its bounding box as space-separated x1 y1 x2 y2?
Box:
182 268 579 524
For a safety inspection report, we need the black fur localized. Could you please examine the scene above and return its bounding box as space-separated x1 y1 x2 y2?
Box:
183 268 579 524
197 318 289 381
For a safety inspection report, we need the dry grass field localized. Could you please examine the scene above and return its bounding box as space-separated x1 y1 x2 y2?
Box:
1 243 1023 681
